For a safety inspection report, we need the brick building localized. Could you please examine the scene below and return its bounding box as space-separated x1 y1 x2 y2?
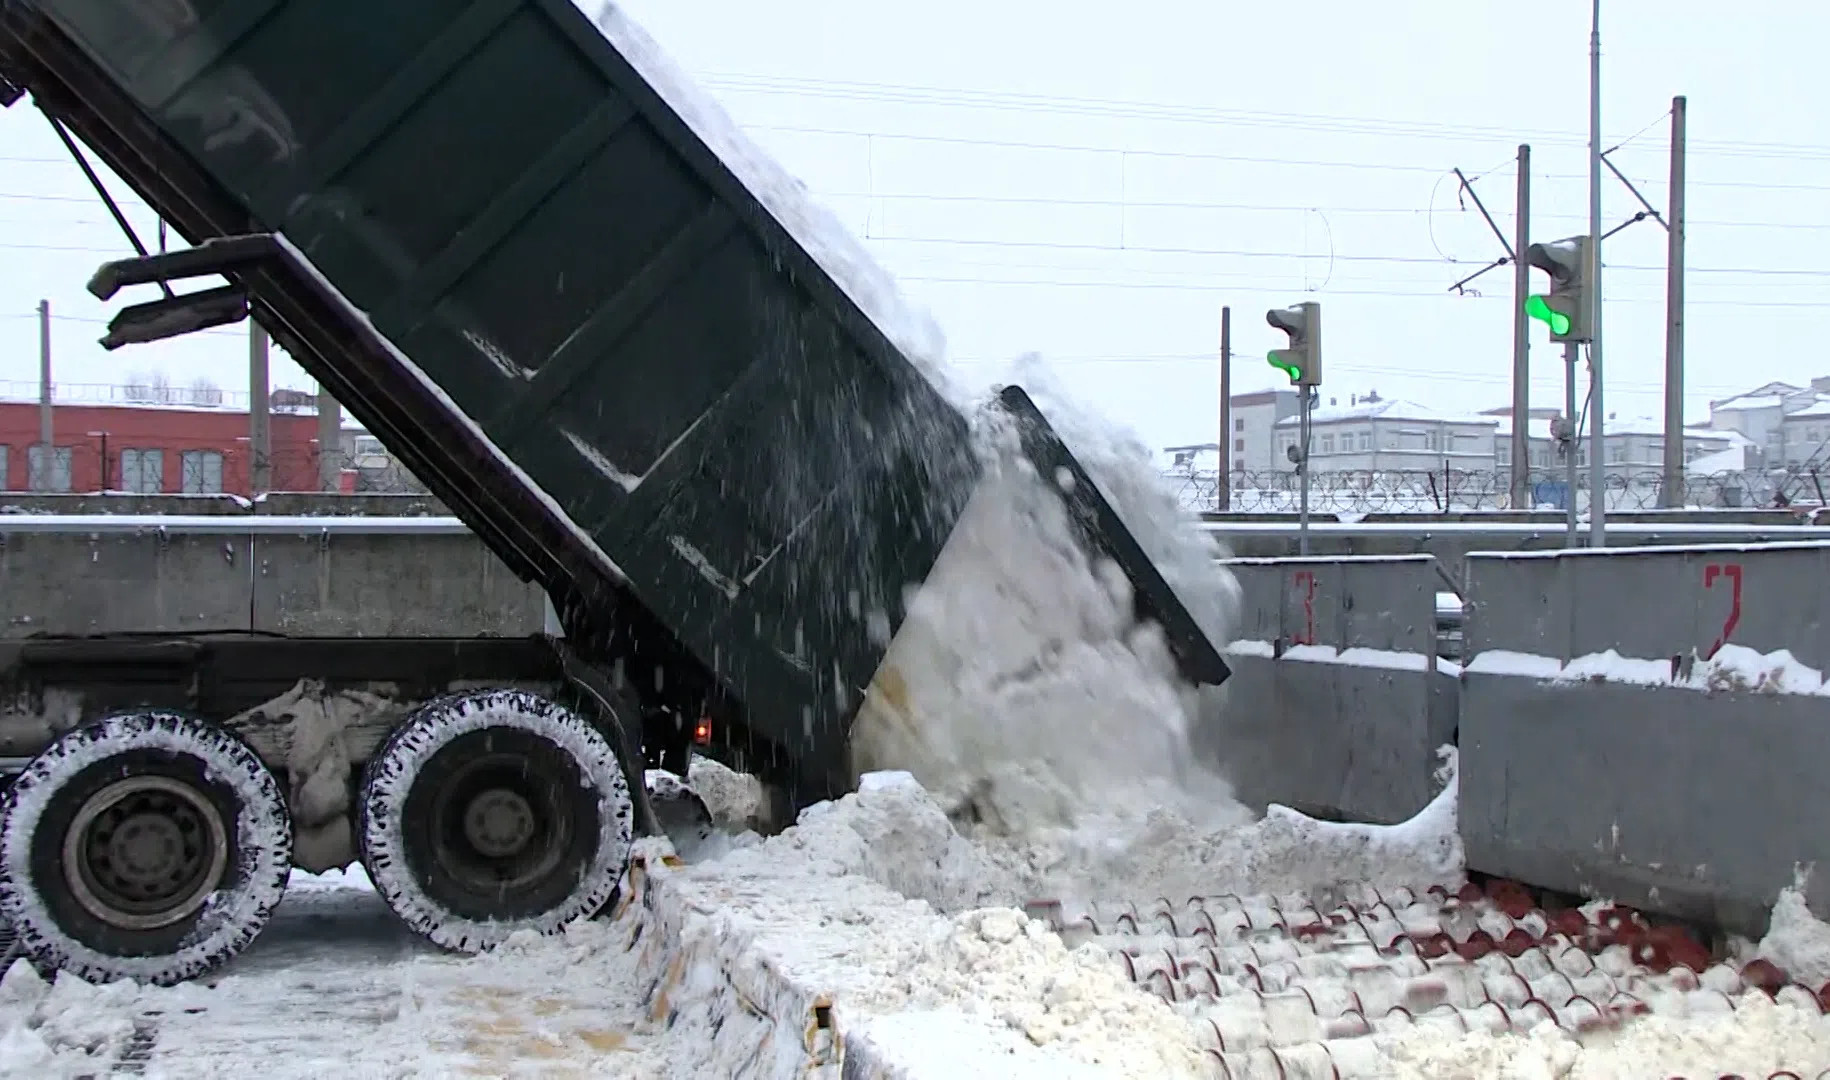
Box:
0 401 324 494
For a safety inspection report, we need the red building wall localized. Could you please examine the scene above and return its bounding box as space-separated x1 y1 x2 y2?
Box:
0 402 324 495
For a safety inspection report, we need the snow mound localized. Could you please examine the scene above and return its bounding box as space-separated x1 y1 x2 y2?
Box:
644 825 1210 1079
850 386 1246 860
0 959 160 1079
1756 872 1830 988
688 756 773 834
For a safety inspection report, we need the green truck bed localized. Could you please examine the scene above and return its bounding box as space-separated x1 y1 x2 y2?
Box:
0 0 1225 805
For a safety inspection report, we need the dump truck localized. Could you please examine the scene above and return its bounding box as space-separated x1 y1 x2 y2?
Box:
0 0 1229 986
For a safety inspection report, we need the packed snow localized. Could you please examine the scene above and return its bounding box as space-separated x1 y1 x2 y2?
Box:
1467 642 1830 694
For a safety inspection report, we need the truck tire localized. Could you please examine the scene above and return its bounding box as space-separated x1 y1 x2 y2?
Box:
357 689 633 952
0 711 292 986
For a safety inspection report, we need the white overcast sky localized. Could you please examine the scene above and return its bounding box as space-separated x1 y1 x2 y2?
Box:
1 0 1825 450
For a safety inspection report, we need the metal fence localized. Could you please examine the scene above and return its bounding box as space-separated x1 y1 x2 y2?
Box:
1164 468 1805 514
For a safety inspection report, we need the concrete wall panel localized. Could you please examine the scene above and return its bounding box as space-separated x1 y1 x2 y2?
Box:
1459 673 1830 934
1197 655 1456 824
1220 555 1442 655
0 531 251 637
1467 543 1830 667
251 532 544 637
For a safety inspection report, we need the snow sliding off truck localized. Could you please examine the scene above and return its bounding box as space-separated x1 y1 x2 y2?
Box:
0 0 1227 986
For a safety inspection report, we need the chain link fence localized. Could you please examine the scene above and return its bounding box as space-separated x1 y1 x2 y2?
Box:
1163 468 1814 514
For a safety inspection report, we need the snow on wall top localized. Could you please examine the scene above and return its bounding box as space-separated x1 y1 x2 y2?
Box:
583 3 959 396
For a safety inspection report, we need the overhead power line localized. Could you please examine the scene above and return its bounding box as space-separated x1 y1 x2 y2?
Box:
7 234 1830 282
6 126 1830 193
699 74 1830 163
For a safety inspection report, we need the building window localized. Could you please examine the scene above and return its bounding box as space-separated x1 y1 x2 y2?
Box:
1609 445 1628 464
1234 438 1245 452
1233 458 1244 472
1320 434 1335 453
181 450 225 494
119 449 164 494
0 446 7 489
1358 432 1371 451
1234 418 1245 432
1497 444 1511 465
28 444 73 492
1647 439 1664 457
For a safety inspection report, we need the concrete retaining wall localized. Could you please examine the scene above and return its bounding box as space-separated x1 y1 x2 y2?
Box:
0 521 544 638
1199 555 1457 825
1459 541 1830 933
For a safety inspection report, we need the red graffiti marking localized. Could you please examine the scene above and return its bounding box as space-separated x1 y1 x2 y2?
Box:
1292 570 1318 646
1702 562 1743 659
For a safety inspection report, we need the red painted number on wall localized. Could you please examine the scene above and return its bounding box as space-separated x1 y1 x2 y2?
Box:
1292 570 1318 646
1702 562 1742 659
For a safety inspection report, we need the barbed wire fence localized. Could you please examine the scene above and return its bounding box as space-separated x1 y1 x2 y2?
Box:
1164 467 1807 514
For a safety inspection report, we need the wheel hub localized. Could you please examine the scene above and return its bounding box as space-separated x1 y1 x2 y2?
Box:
463 788 537 859
63 775 229 931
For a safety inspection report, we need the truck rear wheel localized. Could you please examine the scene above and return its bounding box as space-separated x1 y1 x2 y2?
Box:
0 711 292 985
356 689 633 952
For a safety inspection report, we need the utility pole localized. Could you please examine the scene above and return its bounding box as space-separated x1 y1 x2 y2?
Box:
1297 389 1312 555
1564 343 1580 545
1218 305 1232 511
37 299 51 490
249 319 272 497
1662 95 1688 507
1586 0 1607 546
316 384 342 492
1511 144 1532 510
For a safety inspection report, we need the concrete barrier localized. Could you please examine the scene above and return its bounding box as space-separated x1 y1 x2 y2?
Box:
1204 521 1830 580
1200 555 1458 825
0 517 544 639
1458 541 1830 933
0 529 251 636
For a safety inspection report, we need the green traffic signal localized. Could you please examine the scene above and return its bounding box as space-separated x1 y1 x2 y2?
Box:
1267 352 1302 381
1525 294 1571 336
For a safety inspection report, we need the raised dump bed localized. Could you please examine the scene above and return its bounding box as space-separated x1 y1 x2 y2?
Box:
0 0 1225 983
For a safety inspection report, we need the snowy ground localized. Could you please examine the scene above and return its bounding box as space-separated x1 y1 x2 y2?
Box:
8 760 1830 1079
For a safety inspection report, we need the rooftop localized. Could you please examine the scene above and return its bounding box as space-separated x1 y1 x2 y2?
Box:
1275 398 1498 428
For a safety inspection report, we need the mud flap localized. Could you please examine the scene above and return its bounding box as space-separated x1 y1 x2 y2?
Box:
989 385 1230 687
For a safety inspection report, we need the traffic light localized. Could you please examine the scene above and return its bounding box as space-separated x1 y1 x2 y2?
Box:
1524 236 1591 344
1266 301 1321 387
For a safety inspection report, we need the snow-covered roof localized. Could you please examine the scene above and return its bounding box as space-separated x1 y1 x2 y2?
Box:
1687 443 1748 475
1712 382 1803 411
1492 417 1556 440
1275 399 1498 428
1689 424 1754 447
1715 395 1784 412
1783 398 1830 421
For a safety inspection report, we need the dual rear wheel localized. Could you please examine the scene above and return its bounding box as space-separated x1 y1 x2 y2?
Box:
0 688 697 984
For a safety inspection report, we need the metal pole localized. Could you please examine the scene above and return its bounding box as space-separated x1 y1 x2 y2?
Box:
249 319 272 497
1218 305 1232 511
1586 0 1607 546
1565 341 1580 547
1511 144 1532 509
37 299 52 490
1662 95 1688 508
1297 388 1312 556
316 385 342 492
